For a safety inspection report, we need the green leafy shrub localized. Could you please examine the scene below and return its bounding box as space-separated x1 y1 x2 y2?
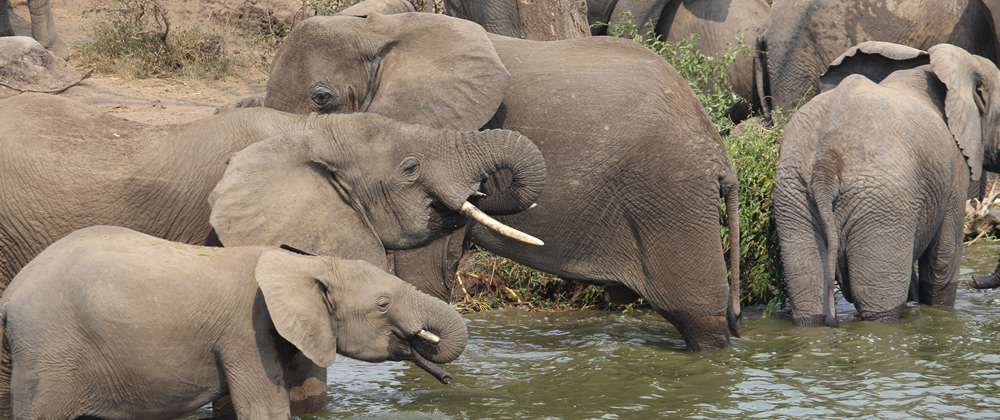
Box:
77 0 232 79
455 246 611 313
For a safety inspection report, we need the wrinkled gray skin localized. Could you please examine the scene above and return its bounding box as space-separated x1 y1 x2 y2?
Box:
774 43 1000 327
0 0 67 60
0 93 544 413
756 0 998 120
445 0 769 120
0 36 81 97
263 12 742 352
0 226 467 419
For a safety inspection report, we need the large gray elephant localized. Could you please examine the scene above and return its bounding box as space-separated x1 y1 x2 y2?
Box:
774 42 1000 326
0 0 66 60
0 36 82 97
444 0 769 120
0 226 467 419
755 0 999 120
261 12 742 352
0 93 545 413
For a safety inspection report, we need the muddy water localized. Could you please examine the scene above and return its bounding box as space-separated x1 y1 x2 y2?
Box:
186 242 1000 419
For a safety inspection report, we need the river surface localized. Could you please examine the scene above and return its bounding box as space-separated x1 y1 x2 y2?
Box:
187 242 1000 419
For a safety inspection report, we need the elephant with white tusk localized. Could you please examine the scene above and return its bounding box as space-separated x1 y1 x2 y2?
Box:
0 226 468 419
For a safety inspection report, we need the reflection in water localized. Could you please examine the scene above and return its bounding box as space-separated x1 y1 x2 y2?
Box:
185 242 1000 419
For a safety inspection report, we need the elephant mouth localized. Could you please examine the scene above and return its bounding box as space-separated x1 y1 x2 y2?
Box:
426 199 467 234
387 332 454 384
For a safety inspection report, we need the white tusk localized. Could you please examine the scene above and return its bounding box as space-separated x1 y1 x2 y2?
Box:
473 191 488 197
417 329 440 344
528 203 537 209
460 201 544 246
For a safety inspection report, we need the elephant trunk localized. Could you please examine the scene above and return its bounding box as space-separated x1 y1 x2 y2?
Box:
972 255 1000 289
434 129 546 216
400 287 468 365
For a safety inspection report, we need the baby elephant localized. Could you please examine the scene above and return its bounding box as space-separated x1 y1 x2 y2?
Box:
0 226 468 419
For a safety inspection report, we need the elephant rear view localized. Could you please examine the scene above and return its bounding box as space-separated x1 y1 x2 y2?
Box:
263 12 742 351
774 43 1000 326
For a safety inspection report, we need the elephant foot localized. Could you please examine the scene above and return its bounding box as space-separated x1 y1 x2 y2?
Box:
792 313 837 327
46 36 68 62
857 305 904 323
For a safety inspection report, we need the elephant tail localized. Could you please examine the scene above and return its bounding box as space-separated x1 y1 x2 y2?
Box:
0 299 10 416
813 182 840 328
723 173 741 338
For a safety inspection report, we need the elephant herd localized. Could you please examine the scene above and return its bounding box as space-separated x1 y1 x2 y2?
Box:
2 0 1000 417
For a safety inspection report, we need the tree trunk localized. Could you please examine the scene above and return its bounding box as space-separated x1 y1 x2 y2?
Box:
516 0 589 40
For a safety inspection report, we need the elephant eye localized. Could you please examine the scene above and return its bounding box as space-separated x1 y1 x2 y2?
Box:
310 84 342 113
375 295 391 313
400 157 420 180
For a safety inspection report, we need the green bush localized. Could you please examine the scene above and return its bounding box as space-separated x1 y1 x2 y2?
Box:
78 0 232 79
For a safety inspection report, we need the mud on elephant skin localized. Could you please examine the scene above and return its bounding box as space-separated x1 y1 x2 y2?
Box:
774 42 1000 326
0 226 467 419
262 12 741 352
0 36 83 97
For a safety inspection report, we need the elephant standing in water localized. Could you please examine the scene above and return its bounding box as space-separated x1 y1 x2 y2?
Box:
0 226 467 419
775 43 1000 326
755 0 998 119
260 12 742 351
0 0 67 60
0 93 545 412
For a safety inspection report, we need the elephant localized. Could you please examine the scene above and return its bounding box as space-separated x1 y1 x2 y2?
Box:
773 42 1000 326
0 225 467 419
755 0 999 120
0 0 66 60
0 36 82 97
260 12 742 352
0 93 545 412
441 0 590 40
444 0 769 120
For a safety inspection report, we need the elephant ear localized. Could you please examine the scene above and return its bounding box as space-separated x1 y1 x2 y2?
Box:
256 249 338 367
208 129 388 270
337 0 415 17
361 12 510 130
930 44 998 183
819 42 929 93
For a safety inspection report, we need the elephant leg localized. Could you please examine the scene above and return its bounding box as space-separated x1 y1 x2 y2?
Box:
916 201 963 307
285 351 328 414
27 0 67 60
775 184 833 327
0 0 13 37
624 200 731 351
842 226 912 323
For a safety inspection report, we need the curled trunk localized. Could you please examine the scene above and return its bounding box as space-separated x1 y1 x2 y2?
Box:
972 255 1000 289
433 129 546 216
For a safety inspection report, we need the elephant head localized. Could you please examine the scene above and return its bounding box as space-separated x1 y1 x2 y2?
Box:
256 248 466 382
209 112 546 270
263 13 509 132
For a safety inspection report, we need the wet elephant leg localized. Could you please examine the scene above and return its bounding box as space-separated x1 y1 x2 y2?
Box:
843 228 913 323
916 203 962 307
211 352 327 416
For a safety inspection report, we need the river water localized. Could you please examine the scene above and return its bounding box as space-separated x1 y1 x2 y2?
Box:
189 242 1000 419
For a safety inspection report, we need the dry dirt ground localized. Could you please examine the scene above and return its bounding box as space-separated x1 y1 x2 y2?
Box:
5 0 302 124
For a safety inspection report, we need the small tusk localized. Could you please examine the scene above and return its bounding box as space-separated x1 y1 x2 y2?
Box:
473 191 488 197
528 203 537 209
417 329 440 344
460 201 544 246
